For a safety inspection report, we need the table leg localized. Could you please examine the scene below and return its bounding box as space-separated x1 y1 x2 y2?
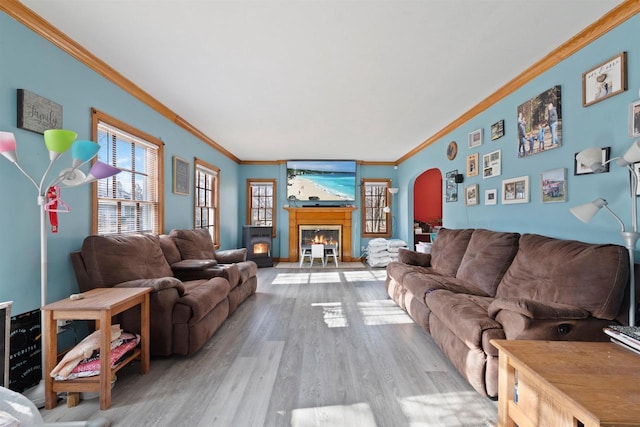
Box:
98 310 111 410
140 293 150 374
44 310 57 409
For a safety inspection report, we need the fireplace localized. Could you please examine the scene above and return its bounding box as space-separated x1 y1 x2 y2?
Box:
299 226 341 259
242 225 273 267
284 206 356 262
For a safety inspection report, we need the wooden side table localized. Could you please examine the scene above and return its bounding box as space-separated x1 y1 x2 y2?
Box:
42 287 150 410
491 339 640 427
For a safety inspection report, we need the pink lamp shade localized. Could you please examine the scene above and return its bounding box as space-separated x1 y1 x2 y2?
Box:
0 131 18 163
84 161 121 183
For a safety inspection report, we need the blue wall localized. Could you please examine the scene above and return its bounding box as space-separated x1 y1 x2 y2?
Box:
0 13 240 314
1 10 639 317
398 14 640 250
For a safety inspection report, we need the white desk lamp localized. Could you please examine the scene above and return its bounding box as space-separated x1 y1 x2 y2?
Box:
570 140 640 326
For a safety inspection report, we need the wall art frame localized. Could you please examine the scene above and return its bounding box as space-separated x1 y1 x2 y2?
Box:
541 168 567 203
466 153 479 177
173 156 190 195
491 120 504 140
501 176 529 204
445 170 459 203
17 89 63 135
582 52 627 107
468 128 483 148
574 147 610 175
517 85 561 157
464 184 479 206
482 149 501 179
630 99 640 138
485 189 497 205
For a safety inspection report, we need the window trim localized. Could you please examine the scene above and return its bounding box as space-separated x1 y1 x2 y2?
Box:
246 178 277 238
90 108 165 235
361 178 391 238
194 157 220 247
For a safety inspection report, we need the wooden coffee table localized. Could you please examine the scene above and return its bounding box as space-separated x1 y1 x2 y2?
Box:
491 339 640 427
42 287 150 410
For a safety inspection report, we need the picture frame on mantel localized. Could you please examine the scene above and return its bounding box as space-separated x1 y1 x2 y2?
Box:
17 89 63 135
173 156 190 195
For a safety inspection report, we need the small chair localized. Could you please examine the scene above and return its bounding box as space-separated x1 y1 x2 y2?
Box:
325 245 339 267
310 244 326 267
299 245 312 267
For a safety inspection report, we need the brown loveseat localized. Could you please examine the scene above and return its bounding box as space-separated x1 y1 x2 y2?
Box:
386 228 633 398
70 230 257 357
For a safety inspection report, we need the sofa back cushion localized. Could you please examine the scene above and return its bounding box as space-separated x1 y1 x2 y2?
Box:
429 228 474 276
496 233 629 320
169 229 216 260
81 234 174 287
456 229 520 296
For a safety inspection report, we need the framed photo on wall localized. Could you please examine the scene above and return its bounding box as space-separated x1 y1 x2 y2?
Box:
483 149 501 179
501 176 529 204
541 168 567 203
630 100 640 138
485 189 497 205
491 120 504 141
582 52 627 107
574 147 610 175
464 184 479 206
517 85 561 157
173 156 190 195
445 170 459 203
468 128 483 148
466 153 479 177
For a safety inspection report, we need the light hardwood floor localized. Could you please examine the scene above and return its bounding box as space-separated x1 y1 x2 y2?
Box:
41 266 498 426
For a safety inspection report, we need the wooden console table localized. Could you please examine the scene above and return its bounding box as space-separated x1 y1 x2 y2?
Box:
492 339 640 427
43 287 150 410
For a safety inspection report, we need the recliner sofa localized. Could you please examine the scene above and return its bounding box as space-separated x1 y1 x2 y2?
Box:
70 229 257 357
385 228 633 398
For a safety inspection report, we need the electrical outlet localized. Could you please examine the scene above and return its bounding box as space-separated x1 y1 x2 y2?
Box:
57 319 71 334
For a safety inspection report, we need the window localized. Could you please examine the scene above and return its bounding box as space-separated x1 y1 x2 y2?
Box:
91 109 163 235
246 179 276 237
361 178 391 237
194 158 220 245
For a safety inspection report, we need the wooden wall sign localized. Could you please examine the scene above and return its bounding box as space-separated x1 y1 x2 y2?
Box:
17 89 63 134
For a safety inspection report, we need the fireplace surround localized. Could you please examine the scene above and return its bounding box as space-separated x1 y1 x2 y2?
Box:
284 206 356 262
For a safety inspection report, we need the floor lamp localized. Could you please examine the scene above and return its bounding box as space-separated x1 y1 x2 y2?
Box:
570 141 640 327
383 187 399 238
0 130 120 416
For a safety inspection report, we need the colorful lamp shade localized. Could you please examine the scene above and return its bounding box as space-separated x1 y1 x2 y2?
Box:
44 129 77 161
84 161 121 183
71 140 100 168
0 131 18 163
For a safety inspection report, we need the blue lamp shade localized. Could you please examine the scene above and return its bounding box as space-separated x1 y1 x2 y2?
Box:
0 131 18 163
71 140 100 167
84 161 121 183
44 129 77 161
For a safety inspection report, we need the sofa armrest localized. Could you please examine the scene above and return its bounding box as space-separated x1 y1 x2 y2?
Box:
397 247 431 267
488 298 589 320
215 248 247 263
114 277 185 296
171 259 218 270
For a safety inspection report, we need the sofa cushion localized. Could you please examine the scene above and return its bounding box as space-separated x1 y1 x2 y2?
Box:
159 234 182 265
398 247 431 266
456 229 520 297
496 233 629 320
170 228 216 260
429 228 474 276
81 234 174 287
173 278 230 324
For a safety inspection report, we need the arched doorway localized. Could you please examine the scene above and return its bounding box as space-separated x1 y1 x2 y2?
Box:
413 168 442 246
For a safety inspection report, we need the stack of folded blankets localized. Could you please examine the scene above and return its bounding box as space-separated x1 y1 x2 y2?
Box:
366 238 407 267
50 324 140 380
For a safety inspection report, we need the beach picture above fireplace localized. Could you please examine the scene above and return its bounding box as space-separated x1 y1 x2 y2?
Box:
286 160 356 202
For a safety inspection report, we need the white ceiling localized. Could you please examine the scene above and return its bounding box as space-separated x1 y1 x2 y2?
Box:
21 0 624 162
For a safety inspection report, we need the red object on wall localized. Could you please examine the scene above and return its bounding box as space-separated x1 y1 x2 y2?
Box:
413 168 442 226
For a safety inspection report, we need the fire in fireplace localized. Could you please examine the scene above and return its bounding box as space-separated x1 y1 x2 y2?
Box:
299 225 341 258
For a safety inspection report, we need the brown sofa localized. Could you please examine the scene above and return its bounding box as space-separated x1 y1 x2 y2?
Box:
70 230 257 357
386 228 633 398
